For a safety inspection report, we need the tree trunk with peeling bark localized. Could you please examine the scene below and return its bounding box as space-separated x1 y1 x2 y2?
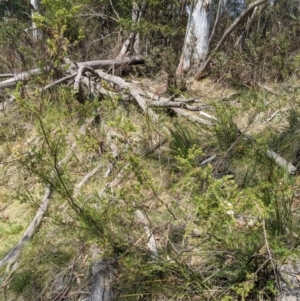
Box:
30 0 41 40
177 0 212 74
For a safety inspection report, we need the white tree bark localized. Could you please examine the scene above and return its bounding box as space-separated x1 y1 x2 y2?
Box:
117 1 147 59
195 0 268 79
177 0 212 74
30 0 41 40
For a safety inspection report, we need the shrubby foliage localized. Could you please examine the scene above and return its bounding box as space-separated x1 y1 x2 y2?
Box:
1 0 300 300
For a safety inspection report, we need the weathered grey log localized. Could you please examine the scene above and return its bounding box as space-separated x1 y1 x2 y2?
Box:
77 56 144 69
276 258 300 300
74 66 97 90
0 74 14 78
266 150 296 175
0 57 144 90
95 70 160 123
172 107 213 126
0 186 52 268
90 259 113 301
0 67 49 89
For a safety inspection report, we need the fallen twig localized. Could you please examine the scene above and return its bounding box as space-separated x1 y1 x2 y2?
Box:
149 100 207 111
42 73 76 91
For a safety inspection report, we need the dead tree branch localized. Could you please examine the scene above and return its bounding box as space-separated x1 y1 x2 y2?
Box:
0 57 144 90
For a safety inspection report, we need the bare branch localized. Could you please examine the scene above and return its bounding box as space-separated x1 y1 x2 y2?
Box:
42 73 76 91
0 74 14 78
196 0 268 79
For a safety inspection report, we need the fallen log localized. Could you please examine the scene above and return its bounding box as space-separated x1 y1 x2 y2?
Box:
0 56 144 90
90 259 114 301
95 70 160 123
0 67 49 89
266 150 296 175
0 73 14 78
0 186 51 269
77 56 144 69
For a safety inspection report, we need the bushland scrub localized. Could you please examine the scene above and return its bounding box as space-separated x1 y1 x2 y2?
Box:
1 1 300 300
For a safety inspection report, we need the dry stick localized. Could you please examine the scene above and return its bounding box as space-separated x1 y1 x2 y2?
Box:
199 111 217 120
201 155 217 165
0 201 13 212
42 73 76 91
73 164 104 198
195 0 268 79
262 219 281 290
234 6 258 48
140 91 199 104
0 117 95 269
135 210 158 259
173 97 197 103
148 100 208 111
172 107 213 126
0 187 52 269
256 82 279 95
0 74 13 78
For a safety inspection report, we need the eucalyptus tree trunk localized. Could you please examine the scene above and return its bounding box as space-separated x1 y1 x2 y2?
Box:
30 0 41 40
176 0 213 74
117 1 147 59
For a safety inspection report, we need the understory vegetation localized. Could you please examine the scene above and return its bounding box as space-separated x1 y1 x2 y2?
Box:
1 0 300 300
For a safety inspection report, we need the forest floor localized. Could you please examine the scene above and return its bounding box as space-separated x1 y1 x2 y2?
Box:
1 71 300 300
